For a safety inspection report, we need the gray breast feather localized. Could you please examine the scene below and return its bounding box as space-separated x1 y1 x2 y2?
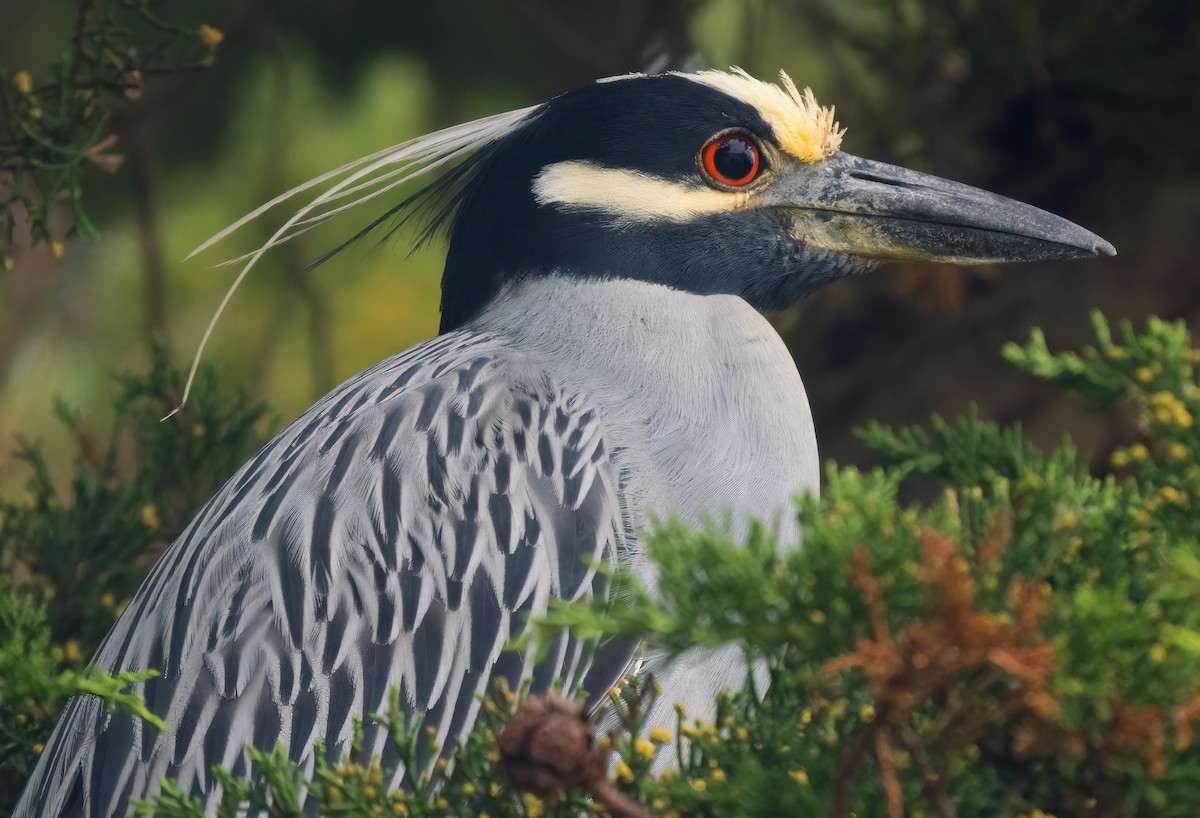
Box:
16 331 634 817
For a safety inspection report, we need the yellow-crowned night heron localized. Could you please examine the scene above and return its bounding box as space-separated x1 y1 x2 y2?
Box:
16 68 1113 817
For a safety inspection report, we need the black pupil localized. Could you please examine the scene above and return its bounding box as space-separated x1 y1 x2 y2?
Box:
714 137 756 181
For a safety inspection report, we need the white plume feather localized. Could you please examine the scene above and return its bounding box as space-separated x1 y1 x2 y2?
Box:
171 104 541 418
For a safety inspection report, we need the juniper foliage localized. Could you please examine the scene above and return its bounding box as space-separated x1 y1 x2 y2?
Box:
0 349 267 810
7 312 1200 817
0 0 223 261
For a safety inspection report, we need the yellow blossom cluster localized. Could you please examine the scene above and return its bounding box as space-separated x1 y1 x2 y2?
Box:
1148 391 1193 428
50 640 84 663
1110 443 1149 468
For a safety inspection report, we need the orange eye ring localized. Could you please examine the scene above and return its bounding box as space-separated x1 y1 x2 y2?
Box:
701 133 762 187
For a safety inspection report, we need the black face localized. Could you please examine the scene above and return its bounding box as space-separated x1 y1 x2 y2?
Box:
438 74 821 331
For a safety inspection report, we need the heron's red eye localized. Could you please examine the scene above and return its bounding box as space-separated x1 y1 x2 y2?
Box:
701 133 761 187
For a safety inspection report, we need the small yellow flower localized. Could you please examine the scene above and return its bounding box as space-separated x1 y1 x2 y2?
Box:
1160 486 1185 505
435 798 449 810
659 770 675 783
1171 442 1190 460
1149 644 1167 663
673 702 686 717
99 592 116 609
652 798 669 811
1056 511 1078 530
33 742 44 754
489 782 501 796
1130 443 1149 461
192 423 206 437
636 738 656 759
789 769 810 786
141 504 160 530
860 704 876 722
199 24 224 46
391 803 408 817
523 795 544 818
616 761 634 783
28 107 43 120
809 610 826 625
1155 407 1174 425
434 758 447 774
1107 345 1126 359
1110 450 1130 468
799 708 813 725
690 778 707 792
64 640 83 661
14 71 33 93
3 256 12 271
1135 367 1155 384
649 727 672 744
735 726 748 741
711 768 726 781
461 783 475 795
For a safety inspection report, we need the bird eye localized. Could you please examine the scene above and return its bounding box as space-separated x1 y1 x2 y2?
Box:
701 133 762 188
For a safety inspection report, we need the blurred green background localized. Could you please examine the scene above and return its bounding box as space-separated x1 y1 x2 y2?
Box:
1 0 1198 489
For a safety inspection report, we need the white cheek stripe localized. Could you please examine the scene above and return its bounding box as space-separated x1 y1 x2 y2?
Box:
531 160 749 223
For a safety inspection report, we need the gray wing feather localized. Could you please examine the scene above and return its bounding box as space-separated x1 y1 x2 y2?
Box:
15 331 634 817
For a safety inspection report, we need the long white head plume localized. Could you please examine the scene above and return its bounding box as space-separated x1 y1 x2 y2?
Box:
169 104 541 418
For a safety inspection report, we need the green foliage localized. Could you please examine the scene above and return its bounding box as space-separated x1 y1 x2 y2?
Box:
134 683 606 818
130 314 1200 818
0 579 163 787
0 346 269 647
0 350 268 810
0 0 223 260
8 314 1200 816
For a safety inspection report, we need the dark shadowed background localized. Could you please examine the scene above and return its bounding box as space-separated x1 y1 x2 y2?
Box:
2 0 1198 488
